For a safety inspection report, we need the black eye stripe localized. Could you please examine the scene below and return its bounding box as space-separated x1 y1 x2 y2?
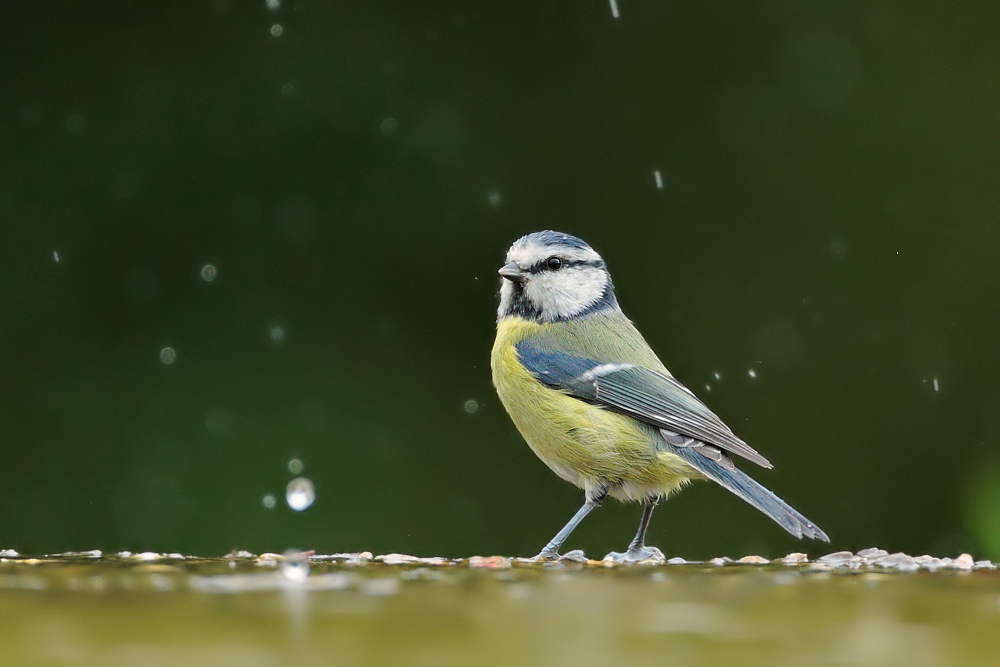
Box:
528 258 604 274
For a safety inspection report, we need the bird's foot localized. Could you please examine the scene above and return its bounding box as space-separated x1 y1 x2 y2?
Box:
531 548 588 562
604 545 665 565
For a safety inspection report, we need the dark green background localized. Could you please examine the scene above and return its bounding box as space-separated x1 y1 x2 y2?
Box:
4 0 1000 560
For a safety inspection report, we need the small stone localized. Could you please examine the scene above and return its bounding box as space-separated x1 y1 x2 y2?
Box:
874 552 919 572
952 553 974 570
818 551 856 565
378 553 419 565
417 557 452 566
469 556 512 570
782 552 809 564
737 555 771 564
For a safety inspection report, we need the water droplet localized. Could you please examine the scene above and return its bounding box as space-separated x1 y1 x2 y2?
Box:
705 385 711 391
53 250 60 263
200 264 217 282
488 191 501 206
269 324 285 342
266 0 281 10
271 23 283 37
286 477 315 511
160 347 177 365
713 372 721 380
933 378 940 392
281 549 310 582
748 369 757 378
288 458 303 474
380 116 399 136
281 82 295 96
262 494 276 509
464 399 479 414
653 170 663 189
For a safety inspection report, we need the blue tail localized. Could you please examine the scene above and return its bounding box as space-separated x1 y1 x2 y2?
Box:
669 445 829 541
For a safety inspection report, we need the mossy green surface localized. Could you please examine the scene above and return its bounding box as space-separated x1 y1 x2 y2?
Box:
1 555 997 666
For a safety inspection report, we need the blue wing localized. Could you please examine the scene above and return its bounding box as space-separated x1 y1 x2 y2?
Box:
516 340 772 469
517 340 830 541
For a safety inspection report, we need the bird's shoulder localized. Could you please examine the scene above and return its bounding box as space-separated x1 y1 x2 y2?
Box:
518 311 669 374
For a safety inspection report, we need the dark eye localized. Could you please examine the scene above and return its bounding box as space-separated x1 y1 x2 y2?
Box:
546 257 563 271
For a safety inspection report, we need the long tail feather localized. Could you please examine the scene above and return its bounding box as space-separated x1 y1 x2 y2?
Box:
669 445 830 542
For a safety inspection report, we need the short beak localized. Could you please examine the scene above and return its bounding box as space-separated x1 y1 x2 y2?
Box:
498 262 526 283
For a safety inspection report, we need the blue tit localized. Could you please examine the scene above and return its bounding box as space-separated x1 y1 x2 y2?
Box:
491 231 829 563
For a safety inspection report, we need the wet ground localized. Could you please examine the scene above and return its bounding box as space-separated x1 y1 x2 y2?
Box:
1 549 998 666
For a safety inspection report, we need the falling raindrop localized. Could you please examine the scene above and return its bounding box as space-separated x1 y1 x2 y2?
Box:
281 549 310 582
713 372 721 380
263 494 277 509
609 0 620 19
269 324 285 342
488 191 501 206
271 23 283 37
266 0 281 10
53 250 60 263
748 369 757 378
464 399 479 414
200 264 217 282
281 82 295 96
288 458 304 474
160 347 177 365
286 477 315 511
933 378 940 392
654 170 663 189
380 116 399 136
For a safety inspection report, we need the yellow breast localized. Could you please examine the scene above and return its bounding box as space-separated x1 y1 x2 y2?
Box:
491 317 693 500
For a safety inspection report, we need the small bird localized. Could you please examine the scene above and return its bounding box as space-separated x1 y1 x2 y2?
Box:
491 231 829 562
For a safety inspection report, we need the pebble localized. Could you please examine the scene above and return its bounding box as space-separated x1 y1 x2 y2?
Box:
857 548 889 561
469 556 512 570
736 555 771 565
782 553 809 564
874 552 919 572
377 553 420 565
818 551 857 566
953 553 974 570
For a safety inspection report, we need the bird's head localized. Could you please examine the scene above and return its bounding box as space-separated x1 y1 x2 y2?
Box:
498 231 619 322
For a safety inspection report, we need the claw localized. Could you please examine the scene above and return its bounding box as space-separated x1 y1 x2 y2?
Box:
605 545 666 565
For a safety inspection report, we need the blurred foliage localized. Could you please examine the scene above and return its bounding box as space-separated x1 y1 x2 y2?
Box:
2 0 1000 558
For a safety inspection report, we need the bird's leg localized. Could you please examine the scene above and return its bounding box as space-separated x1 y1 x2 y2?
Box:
606 498 666 564
535 491 605 560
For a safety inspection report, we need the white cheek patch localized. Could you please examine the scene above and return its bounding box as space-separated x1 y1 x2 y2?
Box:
497 280 515 318
525 267 608 321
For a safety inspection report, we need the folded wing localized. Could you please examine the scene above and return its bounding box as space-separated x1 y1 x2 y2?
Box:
516 341 773 469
